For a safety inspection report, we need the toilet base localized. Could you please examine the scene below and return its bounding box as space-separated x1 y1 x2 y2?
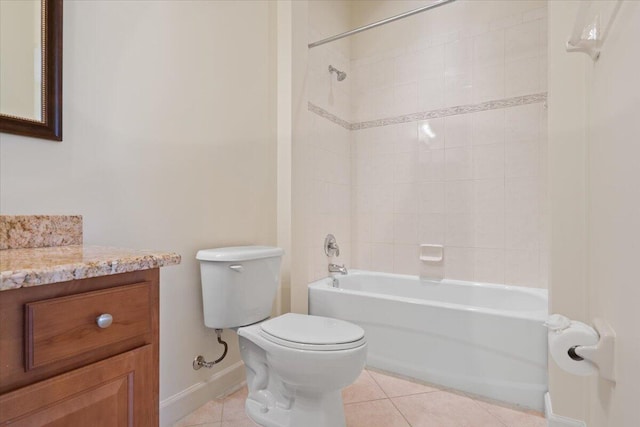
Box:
246 389 346 427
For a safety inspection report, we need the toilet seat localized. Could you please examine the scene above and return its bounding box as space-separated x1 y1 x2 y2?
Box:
259 313 365 351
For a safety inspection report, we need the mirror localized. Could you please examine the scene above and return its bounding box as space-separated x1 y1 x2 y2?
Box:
0 0 62 141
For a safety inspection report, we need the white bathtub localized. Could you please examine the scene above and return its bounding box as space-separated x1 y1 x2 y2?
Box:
308 270 548 411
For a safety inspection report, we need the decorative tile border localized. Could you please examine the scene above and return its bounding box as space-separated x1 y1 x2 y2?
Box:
0 215 83 250
307 102 351 130
308 92 547 131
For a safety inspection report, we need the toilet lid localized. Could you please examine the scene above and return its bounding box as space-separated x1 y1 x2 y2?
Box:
260 313 365 351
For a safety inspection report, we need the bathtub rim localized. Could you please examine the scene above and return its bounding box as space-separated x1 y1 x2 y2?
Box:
308 269 548 322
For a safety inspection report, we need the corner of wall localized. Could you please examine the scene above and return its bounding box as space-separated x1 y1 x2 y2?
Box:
159 361 246 427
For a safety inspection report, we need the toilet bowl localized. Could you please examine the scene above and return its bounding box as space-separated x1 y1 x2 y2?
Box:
196 246 367 427
237 313 366 427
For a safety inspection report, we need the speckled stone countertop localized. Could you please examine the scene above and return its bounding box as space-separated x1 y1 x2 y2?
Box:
0 245 181 291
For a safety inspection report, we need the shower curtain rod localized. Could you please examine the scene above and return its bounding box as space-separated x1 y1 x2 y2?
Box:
308 0 457 49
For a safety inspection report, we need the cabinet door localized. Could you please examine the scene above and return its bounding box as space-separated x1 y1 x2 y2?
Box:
0 345 155 427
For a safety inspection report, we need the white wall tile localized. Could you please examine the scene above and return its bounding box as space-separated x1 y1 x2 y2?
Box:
394 152 420 183
394 182 419 214
473 63 505 103
506 209 539 250
372 213 394 243
445 247 475 281
445 180 474 213
506 21 540 62
370 184 395 214
418 118 445 150
371 243 395 272
353 241 372 270
418 77 445 111
445 71 473 106
475 210 505 248
419 148 445 181
473 142 505 179
505 248 539 287
419 213 445 244
394 244 420 275
445 147 473 180
472 109 505 145
371 154 395 184
394 82 419 116
419 181 445 213
395 122 419 153
506 177 540 214
474 30 505 68
422 45 445 79
474 248 505 283
394 214 419 244
505 104 540 142
474 178 505 213
445 214 474 247
523 7 547 23
505 56 540 97
354 213 372 243
346 5 547 288
444 114 472 148
505 140 540 178
445 39 473 76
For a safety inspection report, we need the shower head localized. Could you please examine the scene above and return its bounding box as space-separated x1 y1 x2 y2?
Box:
328 65 347 81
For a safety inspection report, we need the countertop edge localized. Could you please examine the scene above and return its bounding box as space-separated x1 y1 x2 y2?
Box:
0 246 181 291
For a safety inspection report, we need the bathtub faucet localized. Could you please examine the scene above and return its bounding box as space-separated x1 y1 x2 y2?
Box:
328 263 348 275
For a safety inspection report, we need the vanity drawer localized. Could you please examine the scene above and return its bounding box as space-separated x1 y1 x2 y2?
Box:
25 282 151 371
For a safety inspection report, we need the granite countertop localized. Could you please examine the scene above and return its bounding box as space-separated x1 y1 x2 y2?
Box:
0 245 181 291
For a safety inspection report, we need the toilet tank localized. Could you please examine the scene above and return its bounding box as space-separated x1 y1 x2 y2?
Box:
196 246 284 329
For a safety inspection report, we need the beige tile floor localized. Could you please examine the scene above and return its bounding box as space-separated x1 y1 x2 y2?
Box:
173 369 546 427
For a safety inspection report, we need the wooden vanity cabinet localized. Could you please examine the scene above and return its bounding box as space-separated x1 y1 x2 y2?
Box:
0 269 159 426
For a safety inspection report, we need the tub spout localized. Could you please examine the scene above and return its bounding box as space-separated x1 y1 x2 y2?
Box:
328 263 348 275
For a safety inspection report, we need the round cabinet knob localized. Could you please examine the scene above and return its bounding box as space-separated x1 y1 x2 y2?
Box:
96 313 113 329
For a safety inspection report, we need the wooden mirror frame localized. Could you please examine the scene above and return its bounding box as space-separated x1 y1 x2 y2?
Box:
0 0 62 141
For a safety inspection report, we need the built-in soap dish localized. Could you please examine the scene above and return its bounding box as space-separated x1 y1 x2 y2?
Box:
420 244 443 263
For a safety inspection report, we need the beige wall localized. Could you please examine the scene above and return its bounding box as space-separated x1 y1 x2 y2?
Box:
547 0 590 420
548 1 640 425
0 1 276 425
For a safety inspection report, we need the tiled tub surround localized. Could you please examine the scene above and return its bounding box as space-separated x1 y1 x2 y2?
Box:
0 245 181 290
173 369 546 427
0 215 83 250
304 4 548 288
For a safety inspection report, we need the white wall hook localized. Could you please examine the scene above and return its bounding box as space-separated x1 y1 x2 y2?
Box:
574 318 616 382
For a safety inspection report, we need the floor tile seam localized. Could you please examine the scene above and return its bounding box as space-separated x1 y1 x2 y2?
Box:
344 396 391 406
366 369 393 400
385 394 414 427
385 389 441 399
463 393 510 427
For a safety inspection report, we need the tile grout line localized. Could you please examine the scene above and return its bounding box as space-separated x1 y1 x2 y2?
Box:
366 369 413 426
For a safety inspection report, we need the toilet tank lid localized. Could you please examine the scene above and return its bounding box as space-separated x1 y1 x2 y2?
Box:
196 246 284 262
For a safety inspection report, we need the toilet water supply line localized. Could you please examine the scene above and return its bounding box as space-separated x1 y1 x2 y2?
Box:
193 329 228 370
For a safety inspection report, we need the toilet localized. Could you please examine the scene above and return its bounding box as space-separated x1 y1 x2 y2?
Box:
196 246 367 427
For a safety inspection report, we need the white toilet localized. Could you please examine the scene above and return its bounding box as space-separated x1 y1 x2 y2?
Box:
196 246 367 427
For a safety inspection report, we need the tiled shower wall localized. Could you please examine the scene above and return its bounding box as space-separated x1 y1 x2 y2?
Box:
306 2 548 288
304 2 352 284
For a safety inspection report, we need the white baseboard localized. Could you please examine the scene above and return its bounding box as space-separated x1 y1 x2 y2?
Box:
159 361 246 427
545 392 587 427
